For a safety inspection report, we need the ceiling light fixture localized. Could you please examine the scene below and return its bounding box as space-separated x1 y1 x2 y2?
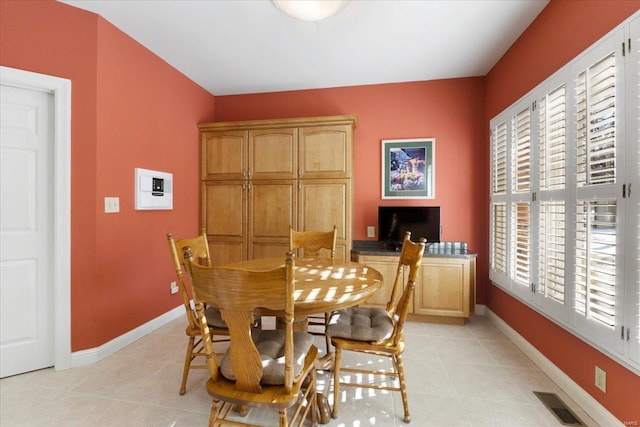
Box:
272 0 347 22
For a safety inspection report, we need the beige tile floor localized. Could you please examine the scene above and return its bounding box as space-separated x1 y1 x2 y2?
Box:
0 315 598 427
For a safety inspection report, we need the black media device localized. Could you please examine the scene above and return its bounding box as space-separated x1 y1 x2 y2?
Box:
378 206 441 250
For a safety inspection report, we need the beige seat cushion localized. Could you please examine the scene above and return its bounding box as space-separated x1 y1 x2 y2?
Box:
219 329 314 385
326 307 394 342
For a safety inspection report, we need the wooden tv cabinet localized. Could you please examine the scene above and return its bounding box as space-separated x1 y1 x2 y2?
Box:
351 241 476 325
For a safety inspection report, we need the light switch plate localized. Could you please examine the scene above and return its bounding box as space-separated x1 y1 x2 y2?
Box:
104 197 120 213
367 226 375 238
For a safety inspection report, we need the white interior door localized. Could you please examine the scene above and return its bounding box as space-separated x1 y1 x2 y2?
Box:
0 83 54 377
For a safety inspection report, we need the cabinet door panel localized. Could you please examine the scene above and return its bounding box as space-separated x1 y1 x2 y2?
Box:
299 181 347 232
415 259 469 317
201 131 247 180
299 180 351 260
299 125 351 179
203 182 248 261
203 182 246 238
249 181 296 238
209 242 245 266
249 128 297 179
251 242 290 260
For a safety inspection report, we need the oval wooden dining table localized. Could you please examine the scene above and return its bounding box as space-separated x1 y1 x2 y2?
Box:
216 256 383 318
212 256 383 424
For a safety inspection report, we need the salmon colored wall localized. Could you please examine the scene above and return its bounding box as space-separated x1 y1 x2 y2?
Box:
0 0 216 350
485 0 640 423
215 79 489 303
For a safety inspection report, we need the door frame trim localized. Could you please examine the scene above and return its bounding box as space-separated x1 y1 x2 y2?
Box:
1 66 72 371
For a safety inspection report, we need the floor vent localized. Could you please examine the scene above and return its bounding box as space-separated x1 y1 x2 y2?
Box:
534 391 586 426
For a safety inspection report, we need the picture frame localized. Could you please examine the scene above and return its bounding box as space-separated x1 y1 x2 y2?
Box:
381 138 435 199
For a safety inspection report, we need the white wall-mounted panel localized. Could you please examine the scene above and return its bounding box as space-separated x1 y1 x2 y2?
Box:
134 168 173 210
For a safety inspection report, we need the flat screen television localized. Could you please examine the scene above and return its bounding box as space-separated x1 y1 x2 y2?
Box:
378 206 441 247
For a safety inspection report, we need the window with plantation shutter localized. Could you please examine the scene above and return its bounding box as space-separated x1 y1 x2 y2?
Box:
572 40 624 352
576 53 616 187
507 103 534 300
490 119 509 284
489 14 639 372
536 81 568 317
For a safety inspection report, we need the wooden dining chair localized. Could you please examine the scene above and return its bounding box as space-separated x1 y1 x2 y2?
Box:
167 230 230 396
183 249 318 427
326 231 426 423
289 225 337 353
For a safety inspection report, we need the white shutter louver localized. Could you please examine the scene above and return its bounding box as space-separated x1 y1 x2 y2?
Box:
491 203 507 275
539 85 566 190
513 108 531 192
539 202 566 303
575 200 617 329
576 52 616 187
511 202 531 286
492 122 507 195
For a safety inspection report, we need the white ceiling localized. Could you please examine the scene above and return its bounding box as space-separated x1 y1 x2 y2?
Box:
59 0 549 96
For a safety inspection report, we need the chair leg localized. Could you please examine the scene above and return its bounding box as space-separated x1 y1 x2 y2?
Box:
394 355 411 423
209 400 219 427
323 313 331 353
309 368 318 426
331 346 342 419
180 336 196 395
297 368 318 426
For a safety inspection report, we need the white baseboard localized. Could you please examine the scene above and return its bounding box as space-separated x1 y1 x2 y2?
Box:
70 305 184 368
485 308 623 427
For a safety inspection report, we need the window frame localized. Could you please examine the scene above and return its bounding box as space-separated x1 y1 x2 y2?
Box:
489 15 639 372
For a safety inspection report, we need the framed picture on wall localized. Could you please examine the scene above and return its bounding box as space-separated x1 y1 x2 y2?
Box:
381 138 435 199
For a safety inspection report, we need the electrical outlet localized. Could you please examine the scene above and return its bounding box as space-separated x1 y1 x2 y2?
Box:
595 366 606 393
367 226 375 238
104 197 120 213
170 281 179 295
